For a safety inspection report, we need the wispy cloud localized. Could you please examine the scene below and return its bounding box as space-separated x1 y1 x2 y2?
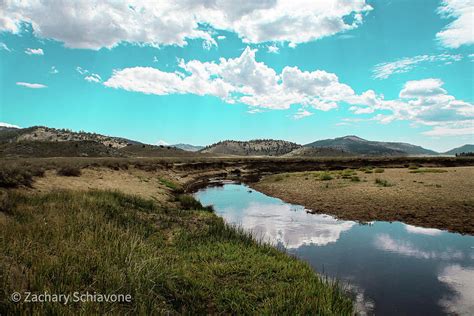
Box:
0 42 11 52
373 54 462 79
25 48 44 55
50 66 59 74
76 66 88 75
293 108 313 119
16 82 47 89
84 73 102 83
423 125 474 136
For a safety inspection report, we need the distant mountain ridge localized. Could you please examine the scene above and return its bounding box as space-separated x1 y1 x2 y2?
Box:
0 125 470 158
304 135 438 156
200 139 301 156
443 144 474 155
172 143 204 152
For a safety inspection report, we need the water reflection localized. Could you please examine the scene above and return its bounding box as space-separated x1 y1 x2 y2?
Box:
195 183 474 315
404 224 443 236
374 234 464 260
438 265 474 315
221 201 355 248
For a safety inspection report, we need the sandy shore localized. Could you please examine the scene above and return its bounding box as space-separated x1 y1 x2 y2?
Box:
252 167 474 235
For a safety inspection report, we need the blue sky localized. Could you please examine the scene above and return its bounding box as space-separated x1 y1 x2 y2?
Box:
0 0 473 151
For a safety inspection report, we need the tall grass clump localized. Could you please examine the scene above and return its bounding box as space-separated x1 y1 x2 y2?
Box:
178 194 214 212
0 190 353 314
375 178 392 187
350 175 360 182
319 173 333 181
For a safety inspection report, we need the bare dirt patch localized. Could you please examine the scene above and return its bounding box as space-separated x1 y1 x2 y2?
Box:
252 167 474 235
32 168 173 204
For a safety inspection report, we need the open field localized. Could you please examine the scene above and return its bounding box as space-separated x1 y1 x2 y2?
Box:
1 156 474 312
253 167 474 235
0 159 353 314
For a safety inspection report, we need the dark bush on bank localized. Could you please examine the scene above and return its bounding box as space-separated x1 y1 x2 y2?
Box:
0 168 34 188
57 166 82 177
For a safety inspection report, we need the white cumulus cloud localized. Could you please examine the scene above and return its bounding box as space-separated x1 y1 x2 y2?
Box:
0 0 372 49
267 44 279 54
436 0 474 48
104 47 376 113
104 47 474 135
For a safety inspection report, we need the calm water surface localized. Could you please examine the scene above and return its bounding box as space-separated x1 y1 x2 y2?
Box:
195 183 474 315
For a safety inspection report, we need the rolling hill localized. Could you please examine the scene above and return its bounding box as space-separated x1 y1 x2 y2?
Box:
0 126 196 158
304 136 438 156
443 144 474 155
1 126 461 158
200 140 301 156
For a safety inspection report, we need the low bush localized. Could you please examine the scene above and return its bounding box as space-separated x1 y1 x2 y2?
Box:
0 168 33 188
273 175 284 182
57 166 82 177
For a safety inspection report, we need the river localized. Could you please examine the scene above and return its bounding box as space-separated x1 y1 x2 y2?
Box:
195 182 474 315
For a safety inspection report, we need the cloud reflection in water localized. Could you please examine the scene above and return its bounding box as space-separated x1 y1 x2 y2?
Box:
220 201 355 249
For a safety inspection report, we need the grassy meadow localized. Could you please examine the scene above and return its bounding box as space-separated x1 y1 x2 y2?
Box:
0 184 352 314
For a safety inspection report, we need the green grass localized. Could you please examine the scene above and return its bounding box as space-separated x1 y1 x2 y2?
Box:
350 176 361 182
0 190 352 314
409 168 448 173
373 168 385 173
158 177 183 192
178 194 214 212
375 178 393 187
320 173 333 181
